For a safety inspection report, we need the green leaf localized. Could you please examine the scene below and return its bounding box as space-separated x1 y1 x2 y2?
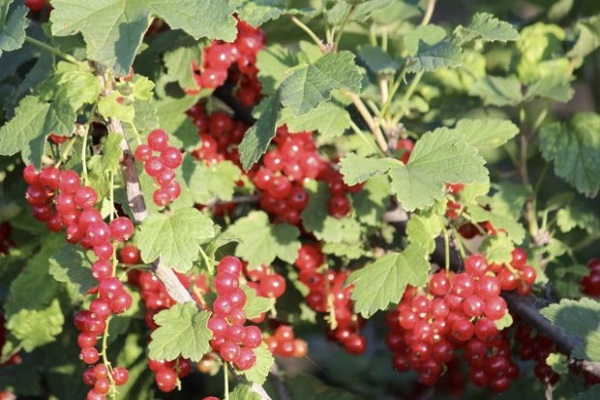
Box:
348 244 429 317
6 299 64 352
388 130 488 212
339 153 401 185
575 385 600 400
50 0 236 74
524 74 574 103
456 12 519 44
48 244 95 298
350 0 395 22
229 383 262 400
5 234 63 317
546 353 569 375
357 45 399 74
453 119 519 151
403 25 447 56
0 95 75 167
99 132 124 175
280 51 362 115
131 75 155 101
469 75 522 106
469 207 525 244
98 92 135 123
0 5 28 56
149 303 211 362
301 180 362 243
226 210 301 269
556 202 600 234
243 287 272 319
322 242 364 260
235 0 310 27
539 113 600 196
238 342 274 385
185 159 241 204
38 62 102 111
256 43 301 95
480 232 515 264
406 38 462 73
406 211 444 253
568 14 600 60
279 100 352 138
494 311 513 330
137 208 215 272
155 94 199 149
164 44 202 90
541 297 600 362
350 175 391 226
239 92 280 171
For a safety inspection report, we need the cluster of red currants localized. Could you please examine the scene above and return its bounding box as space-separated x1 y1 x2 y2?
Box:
294 244 366 354
119 245 193 393
244 263 286 303
253 128 324 225
191 20 265 107
188 106 247 166
134 129 183 207
581 258 600 297
386 250 534 391
23 165 134 399
264 325 308 358
514 323 560 384
207 256 262 371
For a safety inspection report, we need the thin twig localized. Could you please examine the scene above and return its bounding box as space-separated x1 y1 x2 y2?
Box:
343 91 390 155
420 0 436 26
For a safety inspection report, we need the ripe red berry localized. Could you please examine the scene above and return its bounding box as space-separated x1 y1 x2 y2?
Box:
134 144 153 162
155 367 177 392
147 129 169 152
109 217 134 242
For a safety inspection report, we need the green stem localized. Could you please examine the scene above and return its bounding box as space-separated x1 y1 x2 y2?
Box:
443 228 450 271
25 36 78 64
129 122 143 145
393 70 424 124
350 120 385 156
81 127 90 184
380 69 405 118
56 136 78 167
198 246 213 275
420 0 437 26
291 16 327 52
99 316 117 398
333 6 355 51
223 364 230 400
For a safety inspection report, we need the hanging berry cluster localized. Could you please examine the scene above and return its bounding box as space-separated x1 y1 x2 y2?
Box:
192 20 264 107
386 250 535 391
23 165 134 399
294 244 366 354
134 129 183 207
207 256 263 371
264 325 308 358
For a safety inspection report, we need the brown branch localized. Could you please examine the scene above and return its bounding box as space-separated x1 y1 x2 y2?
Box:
107 117 194 304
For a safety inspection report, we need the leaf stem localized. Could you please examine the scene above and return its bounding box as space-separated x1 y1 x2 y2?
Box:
224 364 230 400
349 120 385 156
420 0 437 26
380 69 405 119
332 6 355 51
56 135 78 167
291 16 328 52
343 91 390 154
81 127 90 184
25 36 78 64
393 70 424 124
